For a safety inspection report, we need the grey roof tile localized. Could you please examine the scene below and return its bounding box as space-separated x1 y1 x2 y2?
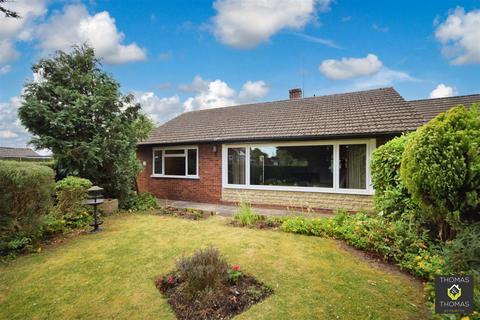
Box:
409 94 480 122
140 87 426 145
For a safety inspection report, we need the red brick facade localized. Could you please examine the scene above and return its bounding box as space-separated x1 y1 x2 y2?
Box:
136 143 222 203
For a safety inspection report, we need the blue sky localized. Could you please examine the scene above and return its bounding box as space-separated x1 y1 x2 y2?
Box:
1 0 479 149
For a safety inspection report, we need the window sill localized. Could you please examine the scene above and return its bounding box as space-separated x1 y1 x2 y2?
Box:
223 184 374 195
150 174 200 180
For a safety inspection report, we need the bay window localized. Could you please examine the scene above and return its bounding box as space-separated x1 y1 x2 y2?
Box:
223 140 374 194
152 146 198 178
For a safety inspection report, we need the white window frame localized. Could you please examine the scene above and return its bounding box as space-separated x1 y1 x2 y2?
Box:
222 139 376 195
151 145 199 179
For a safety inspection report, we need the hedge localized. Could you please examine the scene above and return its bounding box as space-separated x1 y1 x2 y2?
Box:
0 161 55 254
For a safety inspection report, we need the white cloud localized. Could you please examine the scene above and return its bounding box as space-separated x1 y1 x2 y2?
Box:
183 79 237 112
0 96 31 147
0 65 12 75
319 54 383 80
135 77 270 125
429 84 458 99
435 7 480 64
182 77 269 111
352 68 416 90
178 75 209 93
0 40 19 64
0 130 18 138
212 0 331 49
372 23 389 33
134 92 182 125
238 80 269 102
36 4 146 64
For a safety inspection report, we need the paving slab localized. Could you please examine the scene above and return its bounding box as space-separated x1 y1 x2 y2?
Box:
157 199 333 218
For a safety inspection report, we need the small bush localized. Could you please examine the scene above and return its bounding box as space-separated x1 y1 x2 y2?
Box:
234 201 262 226
41 213 67 237
401 105 480 237
0 161 55 255
122 192 159 211
176 246 229 299
370 133 420 219
54 176 93 229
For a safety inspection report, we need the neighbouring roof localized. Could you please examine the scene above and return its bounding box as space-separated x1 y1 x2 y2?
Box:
0 147 42 158
140 87 425 145
409 94 480 122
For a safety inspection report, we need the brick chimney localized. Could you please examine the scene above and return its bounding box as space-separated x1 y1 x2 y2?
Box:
289 88 302 99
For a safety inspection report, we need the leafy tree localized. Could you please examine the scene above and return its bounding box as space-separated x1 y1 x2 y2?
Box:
400 105 480 239
1 0 20 18
18 45 153 203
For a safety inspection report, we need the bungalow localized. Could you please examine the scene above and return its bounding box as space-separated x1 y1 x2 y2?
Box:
0 147 52 161
136 87 480 212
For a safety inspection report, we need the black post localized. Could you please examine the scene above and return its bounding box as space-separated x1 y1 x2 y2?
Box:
86 186 104 233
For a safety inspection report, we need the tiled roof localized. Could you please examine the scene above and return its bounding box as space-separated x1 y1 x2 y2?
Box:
140 87 424 145
0 147 41 158
409 94 480 122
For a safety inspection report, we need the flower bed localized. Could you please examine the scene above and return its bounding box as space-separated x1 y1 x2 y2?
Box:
155 247 272 320
159 206 215 220
229 215 283 230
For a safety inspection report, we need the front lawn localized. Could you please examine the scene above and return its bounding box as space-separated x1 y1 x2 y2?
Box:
0 213 427 319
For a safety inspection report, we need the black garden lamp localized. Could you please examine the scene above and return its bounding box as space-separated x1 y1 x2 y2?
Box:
85 185 104 233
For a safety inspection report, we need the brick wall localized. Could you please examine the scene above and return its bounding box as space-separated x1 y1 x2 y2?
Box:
137 142 375 211
222 188 374 212
136 144 222 203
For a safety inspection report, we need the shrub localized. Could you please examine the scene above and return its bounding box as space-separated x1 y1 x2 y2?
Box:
41 213 66 237
370 133 420 219
176 246 229 299
281 212 443 279
0 161 55 255
122 192 159 211
234 201 261 226
401 105 480 238
54 176 93 229
443 223 480 278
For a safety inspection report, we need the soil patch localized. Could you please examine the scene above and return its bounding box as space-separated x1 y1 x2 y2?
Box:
155 273 272 320
159 206 215 220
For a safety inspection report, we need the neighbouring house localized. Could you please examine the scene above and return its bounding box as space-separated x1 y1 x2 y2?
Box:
136 87 480 212
0 147 52 161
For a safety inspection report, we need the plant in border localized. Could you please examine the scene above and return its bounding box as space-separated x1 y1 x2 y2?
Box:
122 192 159 211
234 201 262 226
228 264 242 284
54 176 93 229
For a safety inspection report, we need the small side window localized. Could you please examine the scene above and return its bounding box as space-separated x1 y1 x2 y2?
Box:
153 150 162 174
187 149 197 175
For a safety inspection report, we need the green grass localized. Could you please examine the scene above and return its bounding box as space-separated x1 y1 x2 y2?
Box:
0 214 427 319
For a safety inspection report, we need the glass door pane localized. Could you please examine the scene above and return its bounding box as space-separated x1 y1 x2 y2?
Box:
339 144 367 189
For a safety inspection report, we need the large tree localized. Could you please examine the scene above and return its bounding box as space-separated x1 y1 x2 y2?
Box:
19 45 153 202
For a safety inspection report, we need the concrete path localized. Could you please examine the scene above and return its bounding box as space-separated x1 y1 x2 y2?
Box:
157 199 333 218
